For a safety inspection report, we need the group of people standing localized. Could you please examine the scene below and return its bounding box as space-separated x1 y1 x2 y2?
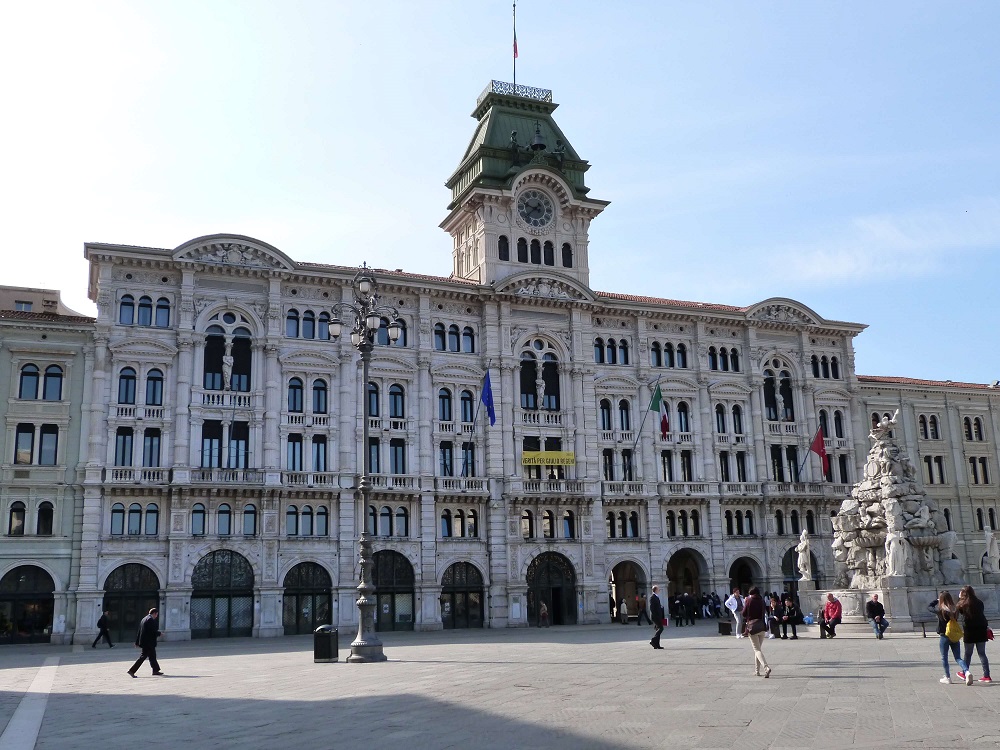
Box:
930 585 992 685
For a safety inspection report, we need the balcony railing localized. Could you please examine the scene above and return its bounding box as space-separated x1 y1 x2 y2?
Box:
191 468 265 484
767 422 799 436
369 474 417 490
109 405 167 420
434 477 488 493
106 467 170 484
200 391 254 409
659 482 711 496
282 471 338 487
516 479 587 495
720 482 762 496
520 410 563 426
601 481 646 497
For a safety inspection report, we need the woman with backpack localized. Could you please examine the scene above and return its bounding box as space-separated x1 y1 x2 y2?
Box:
929 591 969 684
742 587 771 677
957 585 992 684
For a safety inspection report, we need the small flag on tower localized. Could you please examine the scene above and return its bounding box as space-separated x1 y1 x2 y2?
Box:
513 2 518 59
649 384 669 440
808 428 829 476
481 371 496 427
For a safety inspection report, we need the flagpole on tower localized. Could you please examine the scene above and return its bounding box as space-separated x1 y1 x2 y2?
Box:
513 2 518 86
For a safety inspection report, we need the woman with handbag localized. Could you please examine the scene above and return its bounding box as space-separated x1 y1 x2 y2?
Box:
957 586 992 684
742 587 771 678
928 591 969 684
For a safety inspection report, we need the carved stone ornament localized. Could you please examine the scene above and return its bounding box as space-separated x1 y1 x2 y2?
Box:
502 278 584 301
181 242 287 269
751 304 815 325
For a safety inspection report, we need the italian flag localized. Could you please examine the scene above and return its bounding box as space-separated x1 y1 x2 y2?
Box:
649 384 669 439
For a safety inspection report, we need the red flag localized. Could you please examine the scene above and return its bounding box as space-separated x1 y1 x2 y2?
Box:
513 33 518 59
808 428 829 477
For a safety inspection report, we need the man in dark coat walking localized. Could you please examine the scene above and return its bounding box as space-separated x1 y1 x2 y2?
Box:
92 609 114 648
128 607 164 677
649 585 666 649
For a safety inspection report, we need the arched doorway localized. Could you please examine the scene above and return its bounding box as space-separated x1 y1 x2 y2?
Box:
728 557 762 594
781 547 821 600
608 561 645 620
440 562 484 629
372 550 414 632
666 549 708 598
282 562 332 635
190 550 255 638
103 563 160 644
0 566 55 644
526 552 577 626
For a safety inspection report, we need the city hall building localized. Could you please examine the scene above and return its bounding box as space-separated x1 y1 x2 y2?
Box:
3 81 999 644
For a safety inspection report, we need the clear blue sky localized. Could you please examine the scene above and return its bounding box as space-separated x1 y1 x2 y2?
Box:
3 2 998 382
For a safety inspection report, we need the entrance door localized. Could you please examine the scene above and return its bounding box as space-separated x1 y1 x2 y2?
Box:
0 566 55 644
441 562 484 629
608 561 645 619
372 550 415 631
190 550 255 638
526 552 577 626
282 562 332 635
103 563 160 644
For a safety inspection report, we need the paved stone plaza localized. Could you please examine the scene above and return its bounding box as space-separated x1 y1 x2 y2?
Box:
1 621 998 750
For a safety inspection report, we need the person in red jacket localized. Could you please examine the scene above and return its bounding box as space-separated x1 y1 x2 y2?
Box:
821 593 843 638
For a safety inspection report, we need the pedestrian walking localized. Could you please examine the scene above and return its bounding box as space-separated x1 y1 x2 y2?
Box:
92 609 114 649
820 592 842 638
671 596 684 628
128 607 164 677
957 585 992 684
649 585 666 649
538 601 550 628
929 591 969 684
742 587 771 677
865 593 889 640
618 597 629 624
636 594 651 626
780 595 799 639
682 592 696 625
725 587 745 638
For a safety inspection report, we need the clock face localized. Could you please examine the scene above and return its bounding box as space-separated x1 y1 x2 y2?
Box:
517 189 554 229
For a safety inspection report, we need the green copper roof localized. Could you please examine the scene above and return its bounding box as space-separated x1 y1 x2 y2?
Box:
445 81 593 209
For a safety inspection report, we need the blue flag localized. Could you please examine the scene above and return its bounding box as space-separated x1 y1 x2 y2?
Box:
481 371 496 426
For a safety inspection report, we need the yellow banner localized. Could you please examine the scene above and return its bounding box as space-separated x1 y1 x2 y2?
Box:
521 451 576 466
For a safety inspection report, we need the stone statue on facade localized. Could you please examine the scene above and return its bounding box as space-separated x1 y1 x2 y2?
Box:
535 375 546 409
796 530 812 581
222 350 234 392
982 530 1000 583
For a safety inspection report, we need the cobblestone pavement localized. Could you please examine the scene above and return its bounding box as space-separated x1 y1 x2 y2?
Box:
1 620 998 750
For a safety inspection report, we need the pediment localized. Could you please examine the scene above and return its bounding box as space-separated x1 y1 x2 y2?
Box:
494 270 595 302
658 377 699 392
279 349 342 369
430 363 485 381
173 234 295 271
707 382 752 396
594 375 641 391
108 338 178 358
813 386 852 402
367 355 418 376
746 298 821 326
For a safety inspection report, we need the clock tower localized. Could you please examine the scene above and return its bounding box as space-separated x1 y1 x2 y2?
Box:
440 81 609 290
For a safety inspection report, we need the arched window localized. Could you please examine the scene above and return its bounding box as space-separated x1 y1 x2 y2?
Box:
36 501 54 536
594 338 605 363
517 237 528 263
677 402 690 432
732 405 744 434
676 344 687 368
242 504 257 536
965 418 974 441
543 510 555 538
389 384 405 419
519 352 538 409
806 509 815 535
391 319 407 347
929 416 940 439
312 379 328 414
317 312 331 341
664 343 675 368
42 365 63 401
679 510 689 537
433 323 446 351
779 371 794 420
691 510 701 536
708 347 718 370
530 239 541 265
763 371 778 420
144 503 158 535
287 377 304 413
919 415 928 439
460 390 475 423
606 339 617 365
618 400 631 431
462 327 476 353
521 509 534 538
619 341 629 365
367 382 380 417
118 367 137 405
498 235 510 261
562 510 575 539
990 509 998 531
821 356 830 379
301 505 313 535
606 511 616 538
719 348 730 372
285 309 300 337
943 507 952 531
447 325 460 352
665 510 676 537
819 410 829 437
438 388 453 421
561 242 573 267
775 510 785 536
618 512 628 537
441 509 452 537
110 503 125 535
746 510 754 535
316 506 328 536
137 296 153 326
725 510 734 536
19 365 39 399
395 506 408 537
218 504 232 535
599 399 613 431
542 353 560 410
379 506 392 536
191 503 205 535
286 505 298 536
811 355 820 378
127 503 142 535
145 369 164 406
730 349 740 372
650 342 662 367
831 357 840 379
119 294 135 325
454 509 465 537
155 298 170 327
834 410 845 439
367 506 377 535
374 317 390 346
790 510 800 535
629 511 640 537
301 310 316 339
467 509 478 537
975 417 985 441
736 510 745 535
977 508 985 531
543 240 554 266
715 404 727 433
8 501 26 536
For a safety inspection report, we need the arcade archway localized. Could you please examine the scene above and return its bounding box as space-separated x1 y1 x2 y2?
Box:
608 561 646 620
103 563 160 644
0 566 54 644
440 561 484 629
283 562 332 635
666 549 709 598
191 550 255 638
372 550 415 631
728 556 763 594
526 552 577 626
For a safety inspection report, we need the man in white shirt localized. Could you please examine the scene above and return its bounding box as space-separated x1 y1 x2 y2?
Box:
725 587 745 638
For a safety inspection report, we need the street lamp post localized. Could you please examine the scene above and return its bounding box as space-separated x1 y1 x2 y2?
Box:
329 263 402 663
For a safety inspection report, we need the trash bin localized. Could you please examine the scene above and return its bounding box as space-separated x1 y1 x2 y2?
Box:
718 621 732 636
313 625 338 663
